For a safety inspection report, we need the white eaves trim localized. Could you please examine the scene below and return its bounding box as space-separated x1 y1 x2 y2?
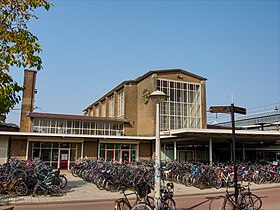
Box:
168 128 280 136
0 131 177 140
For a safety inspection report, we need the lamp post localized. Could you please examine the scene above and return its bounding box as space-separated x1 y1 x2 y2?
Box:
150 90 167 210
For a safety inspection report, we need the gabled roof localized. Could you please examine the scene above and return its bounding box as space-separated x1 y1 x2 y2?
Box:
83 69 206 111
135 69 207 82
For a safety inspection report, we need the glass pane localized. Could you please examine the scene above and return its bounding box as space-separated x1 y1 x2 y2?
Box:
52 149 58 161
53 142 59 148
41 142 51 148
67 121 72 128
70 149 76 161
41 149 51 161
60 143 69 148
97 130 103 135
115 150 120 162
131 144 137 149
131 150 136 162
97 123 103 129
100 143 105 149
83 122 89 129
107 151 114 161
107 144 114 149
33 142 40 148
121 144 129 149
33 118 39 126
32 149 40 159
100 150 105 159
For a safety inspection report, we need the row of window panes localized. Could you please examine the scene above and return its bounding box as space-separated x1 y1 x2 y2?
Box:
33 142 77 149
160 116 201 130
163 103 201 116
99 149 137 162
31 142 77 168
100 143 137 150
158 80 200 91
32 119 124 136
99 143 137 162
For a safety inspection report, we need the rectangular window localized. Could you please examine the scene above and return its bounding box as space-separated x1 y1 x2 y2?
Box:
109 95 115 118
118 89 124 118
157 79 202 130
101 101 106 117
95 106 99 117
31 118 124 136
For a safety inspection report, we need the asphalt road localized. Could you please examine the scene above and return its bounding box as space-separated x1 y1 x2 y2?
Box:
5 186 280 210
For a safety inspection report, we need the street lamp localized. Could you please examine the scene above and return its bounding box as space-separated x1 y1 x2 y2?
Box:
150 90 167 210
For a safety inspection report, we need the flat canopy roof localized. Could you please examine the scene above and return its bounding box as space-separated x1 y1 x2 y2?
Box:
0 129 279 143
161 128 280 143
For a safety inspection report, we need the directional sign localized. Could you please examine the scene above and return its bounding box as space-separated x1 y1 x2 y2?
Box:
209 106 231 113
209 105 246 115
233 106 246 115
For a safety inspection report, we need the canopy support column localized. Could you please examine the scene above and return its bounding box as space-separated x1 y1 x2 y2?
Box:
174 141 177 161
209 138 213 165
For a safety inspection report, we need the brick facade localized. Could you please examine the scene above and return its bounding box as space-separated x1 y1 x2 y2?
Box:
20 70 37 132
83 140 98 159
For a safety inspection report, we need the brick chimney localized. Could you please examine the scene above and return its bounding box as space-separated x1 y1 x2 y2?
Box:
20 70 37 132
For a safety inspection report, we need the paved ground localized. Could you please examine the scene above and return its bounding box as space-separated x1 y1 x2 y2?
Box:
0 171 280 208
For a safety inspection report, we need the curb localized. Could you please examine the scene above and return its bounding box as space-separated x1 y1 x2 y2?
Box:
4 185 280 207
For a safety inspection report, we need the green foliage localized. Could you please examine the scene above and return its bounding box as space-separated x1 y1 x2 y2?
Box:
0 0 52 119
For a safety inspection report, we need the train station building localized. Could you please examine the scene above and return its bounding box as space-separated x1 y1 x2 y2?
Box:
0 69 279 169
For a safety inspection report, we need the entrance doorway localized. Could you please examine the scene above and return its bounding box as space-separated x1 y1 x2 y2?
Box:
179 150 194 162
58 149 70 170
121 150 130 163
106 150 114 161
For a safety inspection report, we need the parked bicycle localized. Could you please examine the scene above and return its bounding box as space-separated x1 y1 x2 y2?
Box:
220 183 262 210
32 173 65 197
0 175 28 196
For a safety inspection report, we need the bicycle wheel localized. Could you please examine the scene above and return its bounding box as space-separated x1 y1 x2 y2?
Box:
49 185 64 197
131 203 153 210
114 199 130 210
13 170 27 182
14 182 28 196
241 194 262 210
164 198 176 210
223 194 236 210
215 177 223 189
240 194 254 210
59 175 67 189
250 194 262 210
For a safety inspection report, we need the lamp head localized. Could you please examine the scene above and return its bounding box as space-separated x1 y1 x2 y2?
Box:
150 90 167 104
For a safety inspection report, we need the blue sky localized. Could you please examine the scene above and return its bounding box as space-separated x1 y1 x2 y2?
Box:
6 0 280 125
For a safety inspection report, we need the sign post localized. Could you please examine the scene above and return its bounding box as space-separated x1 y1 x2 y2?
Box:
209 103 246 209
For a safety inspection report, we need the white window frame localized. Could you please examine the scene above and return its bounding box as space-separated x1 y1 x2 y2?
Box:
118 89 124 118
101 101 106 117
109 95 115 118
157 79 202 130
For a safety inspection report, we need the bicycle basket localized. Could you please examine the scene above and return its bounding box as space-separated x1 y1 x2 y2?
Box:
135 183 151 197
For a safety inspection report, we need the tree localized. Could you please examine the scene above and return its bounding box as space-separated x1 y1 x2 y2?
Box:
0 0 52 121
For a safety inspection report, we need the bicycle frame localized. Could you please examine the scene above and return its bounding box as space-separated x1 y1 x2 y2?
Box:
0 177 21 192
